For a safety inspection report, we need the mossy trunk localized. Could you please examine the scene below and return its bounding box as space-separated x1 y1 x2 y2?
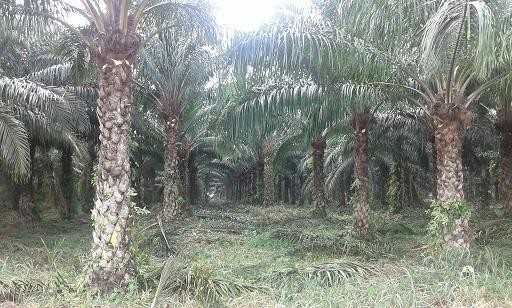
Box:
89 30 140 291
434 117 471 248
311 136 327 217
352 112 370 236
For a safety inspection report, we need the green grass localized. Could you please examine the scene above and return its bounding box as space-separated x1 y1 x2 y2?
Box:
1 204 512 307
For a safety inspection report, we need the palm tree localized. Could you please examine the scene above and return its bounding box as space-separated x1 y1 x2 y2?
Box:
337 0 499 247
4 0 216 290
137 27 216 220
229 6 391 233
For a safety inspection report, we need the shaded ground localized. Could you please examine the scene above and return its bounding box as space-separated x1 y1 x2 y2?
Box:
1 203 512 307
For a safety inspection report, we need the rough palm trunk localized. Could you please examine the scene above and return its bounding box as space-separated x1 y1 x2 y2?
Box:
178 143 192 214
89 29 140 290
263 142 274 207
256 155 264 204
60 147 74 219
434 116 471 248
497 106 512 215
311 136 327 217
352 112 370 236
83 136 98 212
161 112 183 220
430 133 438 199
188 151 199 206
17 143 36 221
340 190 347 210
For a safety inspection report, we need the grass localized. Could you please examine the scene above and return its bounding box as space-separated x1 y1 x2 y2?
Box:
1 204 512 307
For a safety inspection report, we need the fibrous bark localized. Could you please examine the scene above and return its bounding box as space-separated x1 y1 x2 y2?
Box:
89 26 140 291
352 112 370 236
433 106 472 249
311 136 327 217
161 111 184 221
178 141 192 214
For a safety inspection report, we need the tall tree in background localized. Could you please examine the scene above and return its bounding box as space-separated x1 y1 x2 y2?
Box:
138 27 216 221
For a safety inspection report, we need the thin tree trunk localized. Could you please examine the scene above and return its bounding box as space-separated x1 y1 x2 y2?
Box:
497 106 512 215
256 154 264 204
17 143 36 222
60 146 74 219
430 133 438 199
263 142 274 207
340 190 347 210
178 140 192 214
89 40 139 290
352 112 370 236
479 161 491 209
312 136 327 217
500 134 512 215
161 113 184 220
434 118 471 248
188 151 199 206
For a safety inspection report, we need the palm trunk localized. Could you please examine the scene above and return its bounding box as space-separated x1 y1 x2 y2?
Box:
83 136 98 212
178 143 192 214
89 39 140 290
60 146 74 219
263 142 274 207
497 106 512 215
434 118 471 248
256 155 264 204
430 133 438 199
188 151 199 206
340 190 347 210
17 143 36 222
352 112 370 236
500 133 512 215
17 187 36 221
161 113 183 220
311 136 327 217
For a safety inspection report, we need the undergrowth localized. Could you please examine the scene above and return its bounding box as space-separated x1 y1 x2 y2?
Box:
0 205 511 307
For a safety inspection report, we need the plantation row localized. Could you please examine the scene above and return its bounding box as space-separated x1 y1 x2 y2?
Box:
1 0 512 295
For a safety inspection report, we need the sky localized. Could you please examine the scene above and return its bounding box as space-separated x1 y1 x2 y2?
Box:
64 0 311 31
213 0 311 32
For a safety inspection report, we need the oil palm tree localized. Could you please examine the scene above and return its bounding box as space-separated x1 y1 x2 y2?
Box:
137 27 216 220
3 0 216 289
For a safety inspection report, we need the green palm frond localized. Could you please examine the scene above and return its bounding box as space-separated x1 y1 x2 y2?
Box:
0 106 30 180
421 0 495 79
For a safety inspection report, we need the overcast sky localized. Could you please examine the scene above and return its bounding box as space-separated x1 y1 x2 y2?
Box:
214 0 311 31
63 0 311 31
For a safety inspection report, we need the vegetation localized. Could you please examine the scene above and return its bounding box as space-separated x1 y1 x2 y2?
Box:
1 0 512 306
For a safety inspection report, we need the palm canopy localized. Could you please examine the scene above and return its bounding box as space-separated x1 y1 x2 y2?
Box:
137 27 217 117
0 17 90 181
